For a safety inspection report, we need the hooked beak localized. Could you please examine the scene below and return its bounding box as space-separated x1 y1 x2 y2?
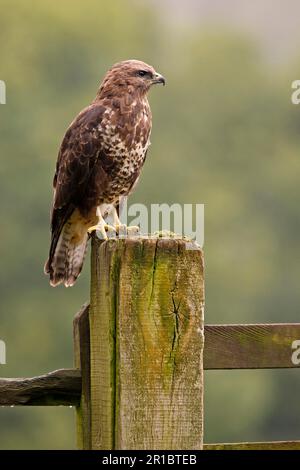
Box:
152 72 166 86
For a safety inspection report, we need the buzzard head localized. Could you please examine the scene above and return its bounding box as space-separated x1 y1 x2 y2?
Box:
97 60 165 98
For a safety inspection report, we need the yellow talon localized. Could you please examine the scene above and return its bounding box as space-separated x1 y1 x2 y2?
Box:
115 224 140 237
88 223 116 240
88 225 98 233
126 225 140 234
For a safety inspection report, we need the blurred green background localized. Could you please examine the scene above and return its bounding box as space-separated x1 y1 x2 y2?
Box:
1 0 300 449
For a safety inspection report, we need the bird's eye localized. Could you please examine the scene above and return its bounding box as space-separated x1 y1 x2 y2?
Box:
138 70 148 77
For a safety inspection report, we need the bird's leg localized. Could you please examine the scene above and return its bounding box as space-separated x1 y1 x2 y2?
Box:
88 207 116 239
112 206 139 236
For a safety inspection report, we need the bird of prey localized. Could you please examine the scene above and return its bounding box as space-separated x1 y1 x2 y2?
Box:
44 59 165 287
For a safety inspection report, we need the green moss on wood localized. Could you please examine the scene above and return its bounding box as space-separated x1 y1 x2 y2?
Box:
89 236 204 449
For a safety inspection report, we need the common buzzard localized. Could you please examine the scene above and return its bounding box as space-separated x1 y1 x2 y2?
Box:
44 60 165 287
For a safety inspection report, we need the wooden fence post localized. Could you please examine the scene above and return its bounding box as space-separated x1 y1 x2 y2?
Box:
80 236 204 450
73 303 91 449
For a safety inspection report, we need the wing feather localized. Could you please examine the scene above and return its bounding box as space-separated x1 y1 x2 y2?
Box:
47 103 107 266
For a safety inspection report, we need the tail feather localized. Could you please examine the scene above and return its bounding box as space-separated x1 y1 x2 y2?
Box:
44 217 89 287
64 235 89 287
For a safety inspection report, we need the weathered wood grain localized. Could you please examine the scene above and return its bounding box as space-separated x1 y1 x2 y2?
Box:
73 303 91 449
89 238 117 449
89 237 205 450
0 369 81 406
204 440 300 450
204 324 300 369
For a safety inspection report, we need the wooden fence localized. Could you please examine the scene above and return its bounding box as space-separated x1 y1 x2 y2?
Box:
1 237 300 449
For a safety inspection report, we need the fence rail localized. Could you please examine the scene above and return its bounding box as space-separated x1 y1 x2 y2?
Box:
1 322 299 407
204 441 300 450
204 323 300 369
0 369 81 406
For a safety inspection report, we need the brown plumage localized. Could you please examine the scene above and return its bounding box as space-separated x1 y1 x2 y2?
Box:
44 59 165 287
